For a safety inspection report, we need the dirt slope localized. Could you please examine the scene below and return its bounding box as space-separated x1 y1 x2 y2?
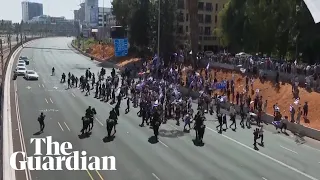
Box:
89 44 115 60
188 67 320 130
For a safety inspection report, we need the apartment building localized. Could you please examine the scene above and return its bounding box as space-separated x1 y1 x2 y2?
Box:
21 1 43 22
176 0 227 51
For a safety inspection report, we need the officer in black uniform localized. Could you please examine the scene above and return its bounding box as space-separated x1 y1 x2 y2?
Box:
194 111 203 141
216 113 223 133
61 73 66 83
152 109 161 139
85 106 92 118
253 128 259 148
125 97 130 113
38 112 46 132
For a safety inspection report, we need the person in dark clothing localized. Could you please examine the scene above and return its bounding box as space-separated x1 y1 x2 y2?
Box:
216 113 223 133
38 112 46 132
152 110 161 139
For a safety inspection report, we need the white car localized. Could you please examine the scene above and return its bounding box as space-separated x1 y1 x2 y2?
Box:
19 56 30 65
17 63 26 68
235 52 251 58
24 70 39 80
17 60 26 66
15 67 27 75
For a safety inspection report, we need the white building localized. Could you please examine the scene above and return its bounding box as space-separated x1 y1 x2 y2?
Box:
21 1 43 22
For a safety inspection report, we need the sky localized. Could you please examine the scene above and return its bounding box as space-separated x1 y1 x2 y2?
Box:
0 0 112 23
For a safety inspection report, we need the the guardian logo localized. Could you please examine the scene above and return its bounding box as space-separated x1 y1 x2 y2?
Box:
10 136 117 171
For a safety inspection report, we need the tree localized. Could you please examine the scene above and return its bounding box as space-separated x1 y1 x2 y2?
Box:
111 0 132 27
217 0 320 63
112 0 177 61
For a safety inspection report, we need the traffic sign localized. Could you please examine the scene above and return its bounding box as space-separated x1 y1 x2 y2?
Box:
114 38 128 57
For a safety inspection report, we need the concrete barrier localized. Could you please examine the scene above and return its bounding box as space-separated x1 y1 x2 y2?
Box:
2 38 40 180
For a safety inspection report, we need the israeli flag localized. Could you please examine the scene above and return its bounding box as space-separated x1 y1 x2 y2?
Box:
272 121 281 127
154 100 159 107
206 63 210 70
152 54 158 65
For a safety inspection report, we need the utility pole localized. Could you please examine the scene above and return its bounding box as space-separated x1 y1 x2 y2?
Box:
157 0 161 57
0 39 3 71
20 22 23 47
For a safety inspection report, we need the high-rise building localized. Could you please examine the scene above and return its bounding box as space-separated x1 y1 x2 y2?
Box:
176 0 227 52
21 1 43 22
98 7 114 27
74 3 85 23
84 0 99 27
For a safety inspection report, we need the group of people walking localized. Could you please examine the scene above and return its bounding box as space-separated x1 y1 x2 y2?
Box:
38 62 267 147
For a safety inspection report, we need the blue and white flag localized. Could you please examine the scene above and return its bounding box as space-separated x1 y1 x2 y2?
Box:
152 54 158 66
206 63 210 70
272 121 281 127
216 81 227 89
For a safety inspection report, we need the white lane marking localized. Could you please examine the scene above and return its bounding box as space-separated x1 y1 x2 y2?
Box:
152 173 160 180
168 124 179 130
63 122 70 131
95 118 103 126
205 127 318 180
49 98 53 104
262 177 268 180
14 81 32 180
304 144 320 153
159 140 168 148
44 98 48 103
38 84 40 87
71 93 76 97
41 84 45 88
280 145 298 154
57 122 64 131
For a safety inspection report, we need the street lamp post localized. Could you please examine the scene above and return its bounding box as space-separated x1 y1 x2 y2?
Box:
157 0 160 57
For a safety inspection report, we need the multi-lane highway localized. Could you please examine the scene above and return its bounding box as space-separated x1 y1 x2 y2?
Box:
10 37 320 180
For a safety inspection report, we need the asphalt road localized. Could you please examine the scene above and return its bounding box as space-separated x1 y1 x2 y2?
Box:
11 37 320 180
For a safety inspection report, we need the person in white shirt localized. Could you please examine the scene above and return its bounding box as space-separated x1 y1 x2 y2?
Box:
183 114 191 131
259 125 264 146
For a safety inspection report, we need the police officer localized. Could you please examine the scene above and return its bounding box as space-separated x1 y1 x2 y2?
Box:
106 117 115 137
152 109 161 139
85 106 92 118
216 113 223 133
194 111 203 141
81 116 89 134
253 128 259 148
125 97 130 113
67 78 71 89
240 112 245 128
38 112 46 132
61 73 66 83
